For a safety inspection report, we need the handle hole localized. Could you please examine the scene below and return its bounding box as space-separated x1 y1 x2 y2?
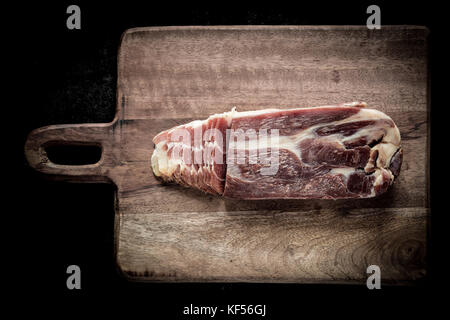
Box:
45 144 102 165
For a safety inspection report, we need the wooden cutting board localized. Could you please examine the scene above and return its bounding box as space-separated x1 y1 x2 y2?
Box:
25 26 429 284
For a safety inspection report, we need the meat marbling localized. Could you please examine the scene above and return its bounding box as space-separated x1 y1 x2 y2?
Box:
151 102 402 199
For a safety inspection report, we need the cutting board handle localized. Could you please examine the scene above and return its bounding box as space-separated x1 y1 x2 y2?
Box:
24 123 115 183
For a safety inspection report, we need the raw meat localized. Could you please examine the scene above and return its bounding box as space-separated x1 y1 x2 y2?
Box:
152 110 234 195
151 102 402 199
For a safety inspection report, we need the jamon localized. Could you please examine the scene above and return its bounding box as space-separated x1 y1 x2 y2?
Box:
152 111 233 195
151 102 402 199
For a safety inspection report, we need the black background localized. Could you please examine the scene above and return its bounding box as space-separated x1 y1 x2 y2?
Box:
13 0 445 316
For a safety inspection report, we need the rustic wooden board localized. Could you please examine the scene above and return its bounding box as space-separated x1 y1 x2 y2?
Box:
25 26 429 284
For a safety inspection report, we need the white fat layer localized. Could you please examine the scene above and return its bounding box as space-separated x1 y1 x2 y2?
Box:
151 141 168 177
329 167 355 176
231 101 367 119
373 169 394 195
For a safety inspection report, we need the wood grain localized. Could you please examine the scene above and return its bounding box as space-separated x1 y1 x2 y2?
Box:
25 26 429 284
118 207 427 283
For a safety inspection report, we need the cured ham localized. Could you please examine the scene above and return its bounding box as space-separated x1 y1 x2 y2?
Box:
151 102 402 199
152 111 233 195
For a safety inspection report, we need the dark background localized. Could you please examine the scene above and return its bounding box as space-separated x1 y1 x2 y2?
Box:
14 0 444 316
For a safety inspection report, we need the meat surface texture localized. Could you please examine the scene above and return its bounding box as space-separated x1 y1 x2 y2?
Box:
152 110 233 195
151 102 402 199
